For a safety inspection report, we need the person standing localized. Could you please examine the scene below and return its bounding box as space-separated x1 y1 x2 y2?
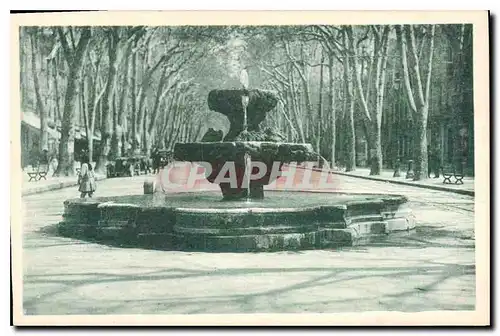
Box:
78 163 97 198
427 145 434 178
151 147 160 174
40 149 49 165
49 156 58 176
433 145 442 178
88 163 97 196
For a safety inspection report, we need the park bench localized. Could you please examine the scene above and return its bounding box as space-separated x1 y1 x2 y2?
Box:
26 164 49 182
441 165 464 185
37 164 49 180
27 166 38 182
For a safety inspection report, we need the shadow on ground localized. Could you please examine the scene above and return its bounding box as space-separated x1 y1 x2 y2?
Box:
23 258 475 315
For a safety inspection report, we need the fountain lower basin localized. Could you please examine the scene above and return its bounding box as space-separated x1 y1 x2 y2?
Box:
57 190 416 252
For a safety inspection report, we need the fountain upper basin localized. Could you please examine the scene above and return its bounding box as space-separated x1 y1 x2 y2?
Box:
173 141 318 200
174 141 317 163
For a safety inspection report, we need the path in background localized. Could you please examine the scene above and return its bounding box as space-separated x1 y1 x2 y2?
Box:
21 161 102 196
331 167 474 195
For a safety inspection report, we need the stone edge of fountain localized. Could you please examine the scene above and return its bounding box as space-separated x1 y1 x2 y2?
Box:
57 190 416 252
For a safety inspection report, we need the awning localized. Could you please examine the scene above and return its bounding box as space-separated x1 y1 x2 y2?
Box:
22 111 102 141
22 111 61 140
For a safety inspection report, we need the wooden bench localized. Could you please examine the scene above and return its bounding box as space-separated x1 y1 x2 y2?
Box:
26 164 49 182
27 166 38 182
37 164 49 180
441 165 464 185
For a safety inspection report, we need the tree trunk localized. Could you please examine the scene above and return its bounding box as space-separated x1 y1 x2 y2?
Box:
109 89 120 161
130 48 139 153
81 74 91 163
328 53 336 168
347 26 390 175
52 58 61 121
29 32 48 151
396 24 435 180
287 64 305 143
112 52 131 159
54 28 91 177
110 110 119 160
20 30 28 110
345 101 356 172
316 51 324 165
142 113 150 154
368 123 383 175
96 32 119 173
87 67 103 164
54 66 79 176
343 54 356 172
413 107 429 180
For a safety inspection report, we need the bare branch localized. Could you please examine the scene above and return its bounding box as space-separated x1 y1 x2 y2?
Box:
405 25 425 107
357 26 371 48
68 27 76 50
346 26 371 122
395 25 417 113
56 27 72 63
424 24 436 105
316 25 345 53
261 67 290 88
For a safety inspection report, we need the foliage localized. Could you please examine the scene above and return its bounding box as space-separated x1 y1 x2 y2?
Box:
19 24 473 179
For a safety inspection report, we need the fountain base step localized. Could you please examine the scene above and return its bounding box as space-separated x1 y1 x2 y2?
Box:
57 191 416 252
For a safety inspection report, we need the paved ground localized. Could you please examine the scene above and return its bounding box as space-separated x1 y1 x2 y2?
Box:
20 174 475 315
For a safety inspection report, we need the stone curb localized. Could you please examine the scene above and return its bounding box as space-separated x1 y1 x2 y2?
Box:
22 175 107 196
329 170 475 197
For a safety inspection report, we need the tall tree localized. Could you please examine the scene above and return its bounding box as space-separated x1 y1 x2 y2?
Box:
348 25 391 175
342 33 356 172
396 24 436 180
53 27 92 176
327 52 337 167
28 29 48 152
82 45 105 164
316 50 325 163
94 28 120 173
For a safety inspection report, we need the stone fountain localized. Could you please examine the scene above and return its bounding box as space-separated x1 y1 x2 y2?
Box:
174 87 317 200
57 70 416 252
